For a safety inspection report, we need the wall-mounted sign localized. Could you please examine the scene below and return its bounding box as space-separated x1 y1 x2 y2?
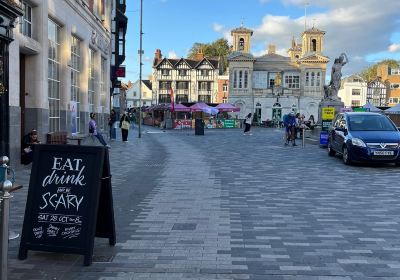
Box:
115 66 125 78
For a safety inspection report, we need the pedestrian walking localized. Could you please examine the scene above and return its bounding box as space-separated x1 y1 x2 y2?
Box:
243 113 253 135
119 112 130 142
108 109 117 140
89 112 110 148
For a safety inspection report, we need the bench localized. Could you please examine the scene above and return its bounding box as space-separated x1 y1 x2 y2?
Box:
46 131 68 144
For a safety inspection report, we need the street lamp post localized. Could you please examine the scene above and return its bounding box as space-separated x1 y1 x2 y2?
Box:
138 0 143 138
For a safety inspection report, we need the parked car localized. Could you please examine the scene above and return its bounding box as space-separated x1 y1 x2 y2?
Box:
327 112 400 165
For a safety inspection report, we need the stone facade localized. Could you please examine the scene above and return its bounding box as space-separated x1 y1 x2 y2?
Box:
228 26 329 122
8 0 112 163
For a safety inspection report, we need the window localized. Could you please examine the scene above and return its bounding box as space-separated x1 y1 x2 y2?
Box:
161 69 170 76
351 100 361 106
88 48 95 114
176 81 188 90
305 72 310 86
159 81 171 90
352 89 361 95
390 68 400 75
244 71 248 88
48 19 60 132
284 74 300 89
311 39 317 52
178 70 187 76
223 83 228 92
20 2 32 37
305 71 321 88
201 69 210 76
269 73 276 88
316 72 321 87
239 71 243 88
239 38 244 51
198 82 211 91
233 71 237 89
99 57 107 130
389 97 399 103
311 72 315 87
390 83 400 89
71 36 81 132
253 71 268 89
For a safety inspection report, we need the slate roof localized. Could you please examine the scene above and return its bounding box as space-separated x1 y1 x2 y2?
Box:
154 57 219 69
142 80 152 90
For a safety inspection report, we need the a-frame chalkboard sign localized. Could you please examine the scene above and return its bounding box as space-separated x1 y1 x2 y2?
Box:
18 144 116 266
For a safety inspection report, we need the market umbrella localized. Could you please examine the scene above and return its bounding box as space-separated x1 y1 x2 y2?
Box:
202 106 219 115
169 103 191 112
363 102 382 112
216 103 240 112
190 102 210 112
385 103 400 114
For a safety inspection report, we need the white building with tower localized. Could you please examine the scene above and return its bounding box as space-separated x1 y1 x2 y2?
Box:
227 24 330 123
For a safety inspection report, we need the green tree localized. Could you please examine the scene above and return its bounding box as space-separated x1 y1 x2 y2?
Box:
359 59 400 81
188 38 231 72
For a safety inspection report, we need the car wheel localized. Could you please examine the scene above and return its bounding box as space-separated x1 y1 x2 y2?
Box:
328 142 336 157
342 145 352 165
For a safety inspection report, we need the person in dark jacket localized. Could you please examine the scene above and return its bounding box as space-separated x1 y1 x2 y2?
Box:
243 113 253 135
284 111 297 146
108 109 117 140
119 112 130 142
21 129 40 165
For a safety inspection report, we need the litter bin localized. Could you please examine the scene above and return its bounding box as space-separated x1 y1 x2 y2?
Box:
195 119 204 135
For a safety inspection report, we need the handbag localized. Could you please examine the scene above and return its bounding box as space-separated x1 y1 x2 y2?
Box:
121 120 130 130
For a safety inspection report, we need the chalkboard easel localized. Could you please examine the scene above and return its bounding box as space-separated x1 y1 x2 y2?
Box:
18 145 116 266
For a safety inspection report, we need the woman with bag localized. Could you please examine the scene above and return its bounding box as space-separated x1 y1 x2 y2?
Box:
119 112 130 142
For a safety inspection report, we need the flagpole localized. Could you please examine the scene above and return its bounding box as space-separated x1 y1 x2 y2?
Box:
138 0 143 138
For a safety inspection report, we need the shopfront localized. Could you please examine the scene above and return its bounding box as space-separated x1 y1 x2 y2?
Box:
0 1 22 157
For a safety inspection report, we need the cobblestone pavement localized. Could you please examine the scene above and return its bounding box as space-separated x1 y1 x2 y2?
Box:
5 127 400 279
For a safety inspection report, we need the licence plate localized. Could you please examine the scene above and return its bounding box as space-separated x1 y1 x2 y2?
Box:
373 150 394 156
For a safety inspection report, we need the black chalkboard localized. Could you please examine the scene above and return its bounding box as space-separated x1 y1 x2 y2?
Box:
18 144 116 266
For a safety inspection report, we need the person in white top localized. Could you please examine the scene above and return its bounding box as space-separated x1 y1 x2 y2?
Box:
243 113 253 135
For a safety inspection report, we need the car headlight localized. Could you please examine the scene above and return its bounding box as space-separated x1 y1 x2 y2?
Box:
351 138 366 147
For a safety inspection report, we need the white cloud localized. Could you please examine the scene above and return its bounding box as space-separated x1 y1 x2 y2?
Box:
167 51 178 59
389 44 400 53
213 23 224 33
212 0 400 75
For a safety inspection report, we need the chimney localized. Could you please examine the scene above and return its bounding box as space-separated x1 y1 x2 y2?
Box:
194 48 205 60
268 44 276 54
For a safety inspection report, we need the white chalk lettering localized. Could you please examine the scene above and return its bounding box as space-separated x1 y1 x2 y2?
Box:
39 192 84 212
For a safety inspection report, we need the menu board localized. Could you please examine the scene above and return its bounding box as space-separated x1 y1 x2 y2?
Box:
18 145 115 266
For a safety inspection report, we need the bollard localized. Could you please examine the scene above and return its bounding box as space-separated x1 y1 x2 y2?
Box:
0 179 12 280
302 127 305 148
0 156 21 280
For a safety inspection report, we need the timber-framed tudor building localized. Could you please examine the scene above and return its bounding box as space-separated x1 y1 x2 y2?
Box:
152 49 221 104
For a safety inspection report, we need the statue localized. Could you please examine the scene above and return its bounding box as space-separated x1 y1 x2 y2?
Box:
328 53 349 100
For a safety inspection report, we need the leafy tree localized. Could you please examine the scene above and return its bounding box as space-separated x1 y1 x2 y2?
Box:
359 59 399 81
188 38 231 73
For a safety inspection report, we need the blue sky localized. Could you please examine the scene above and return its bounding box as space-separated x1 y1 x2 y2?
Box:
123 0 400 83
